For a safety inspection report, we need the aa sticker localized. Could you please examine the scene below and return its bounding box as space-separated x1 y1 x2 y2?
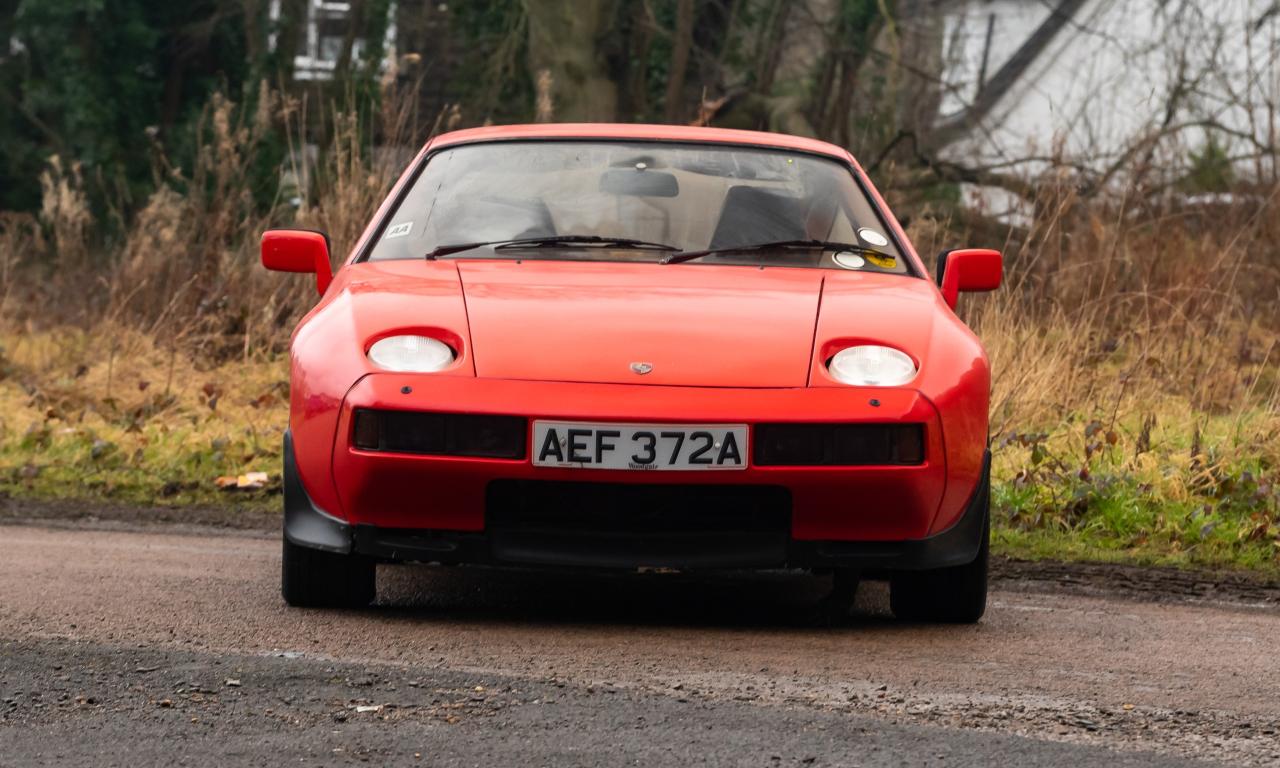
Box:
857 228 889 247
865 253 897 269
833 251 866 270
384 222 413 239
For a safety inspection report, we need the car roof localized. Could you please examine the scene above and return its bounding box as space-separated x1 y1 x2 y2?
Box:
428 123 853 161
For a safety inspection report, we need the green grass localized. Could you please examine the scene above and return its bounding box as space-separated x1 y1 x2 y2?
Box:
2 327 1278 575
3 417 282 512
990 411 1280 574
0 328 284 512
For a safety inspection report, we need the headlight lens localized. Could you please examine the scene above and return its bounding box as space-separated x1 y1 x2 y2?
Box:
367 335 455 372
828 345 917 386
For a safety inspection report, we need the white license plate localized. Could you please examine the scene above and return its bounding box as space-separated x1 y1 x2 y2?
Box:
532 421 748 471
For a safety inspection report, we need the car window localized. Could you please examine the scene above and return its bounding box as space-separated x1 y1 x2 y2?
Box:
365 141 907 273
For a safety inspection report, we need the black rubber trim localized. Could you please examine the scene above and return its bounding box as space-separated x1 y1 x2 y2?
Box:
282 430 354 554
489 529 788 570
788 449 991 572
306 439 988 572
348 451 989 572
353 526 488 563
352 524 788 570
936 249 953 286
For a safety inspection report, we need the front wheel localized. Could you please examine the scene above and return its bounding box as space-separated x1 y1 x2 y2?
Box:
281 537 376 608
889 515 988 623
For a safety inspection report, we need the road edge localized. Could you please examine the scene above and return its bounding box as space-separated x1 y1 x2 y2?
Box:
2 494 1277 609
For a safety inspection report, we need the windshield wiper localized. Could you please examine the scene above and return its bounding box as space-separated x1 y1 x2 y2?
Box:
425 235 678 260
661 239 885 265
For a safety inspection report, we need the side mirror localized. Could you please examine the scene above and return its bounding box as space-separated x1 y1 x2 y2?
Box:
936 248 1002 309
261 229 333 296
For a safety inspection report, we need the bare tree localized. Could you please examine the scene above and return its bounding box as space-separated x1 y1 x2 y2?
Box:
525 0 621 122
926 0 1090 151
663 0 696 123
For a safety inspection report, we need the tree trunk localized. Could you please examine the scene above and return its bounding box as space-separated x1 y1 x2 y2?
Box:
525 0 619 122
663 0 695 123
272 0 308 84
621 0 655 120
334 0 367 84
891 0 945 149
753 0 790 97
241 0 265 78
708 0 837 136
807 46 838 136
762 0 839 136
826 55 859 146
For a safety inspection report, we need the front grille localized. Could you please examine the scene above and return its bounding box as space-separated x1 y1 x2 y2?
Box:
486 480 791 568
352 409 527 459
753 423 924 466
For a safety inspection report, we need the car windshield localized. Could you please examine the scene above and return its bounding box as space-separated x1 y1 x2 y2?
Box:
365 140 908 273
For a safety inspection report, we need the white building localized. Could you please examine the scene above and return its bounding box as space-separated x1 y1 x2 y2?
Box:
937 0 1278 185
269 0 398 82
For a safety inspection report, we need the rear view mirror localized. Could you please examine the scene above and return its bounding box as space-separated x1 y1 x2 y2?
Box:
599 168 679 198
936 249 1002 309
261 229 333 296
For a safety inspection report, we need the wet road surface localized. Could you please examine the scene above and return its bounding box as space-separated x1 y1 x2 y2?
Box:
2 522 1278 766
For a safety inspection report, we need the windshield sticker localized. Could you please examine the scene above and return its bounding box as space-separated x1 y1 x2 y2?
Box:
865 253 897 269
857 228 889 247
833 251 866 270
384 222 413 239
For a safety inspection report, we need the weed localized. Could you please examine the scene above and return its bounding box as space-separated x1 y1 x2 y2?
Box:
0 86 1277 572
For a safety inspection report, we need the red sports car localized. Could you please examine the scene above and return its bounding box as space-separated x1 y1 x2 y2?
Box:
262 123 1002 621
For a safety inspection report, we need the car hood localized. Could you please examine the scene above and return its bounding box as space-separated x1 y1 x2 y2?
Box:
334 260 949 389
456 261 825 387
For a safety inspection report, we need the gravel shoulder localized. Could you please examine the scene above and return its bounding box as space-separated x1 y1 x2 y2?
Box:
2 637 1220 768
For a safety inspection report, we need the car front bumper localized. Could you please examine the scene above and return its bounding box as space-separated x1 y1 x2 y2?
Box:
284 430 989 572
283 375 989 573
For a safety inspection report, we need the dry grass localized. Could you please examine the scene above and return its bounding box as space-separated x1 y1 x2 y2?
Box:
0 87 1278 570
0 325 286 507
907 180 1280 570
0 82 430 359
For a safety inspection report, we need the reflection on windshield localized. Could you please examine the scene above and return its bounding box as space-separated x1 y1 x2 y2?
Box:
366 141 904 273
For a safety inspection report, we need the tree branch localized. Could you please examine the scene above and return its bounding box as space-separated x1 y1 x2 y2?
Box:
928 0 1089 150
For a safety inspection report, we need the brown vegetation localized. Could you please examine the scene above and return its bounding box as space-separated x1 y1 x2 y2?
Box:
0 82 1277 569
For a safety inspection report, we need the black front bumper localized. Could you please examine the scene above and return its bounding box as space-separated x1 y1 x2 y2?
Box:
284 431 990 573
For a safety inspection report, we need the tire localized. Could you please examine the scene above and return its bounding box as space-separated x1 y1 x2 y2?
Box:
890 513 989 624
281 537 376 608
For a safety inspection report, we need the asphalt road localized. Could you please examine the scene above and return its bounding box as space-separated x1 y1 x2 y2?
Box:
2 521 1279 767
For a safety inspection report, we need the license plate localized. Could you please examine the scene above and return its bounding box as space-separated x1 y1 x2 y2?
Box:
532 421 748 471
